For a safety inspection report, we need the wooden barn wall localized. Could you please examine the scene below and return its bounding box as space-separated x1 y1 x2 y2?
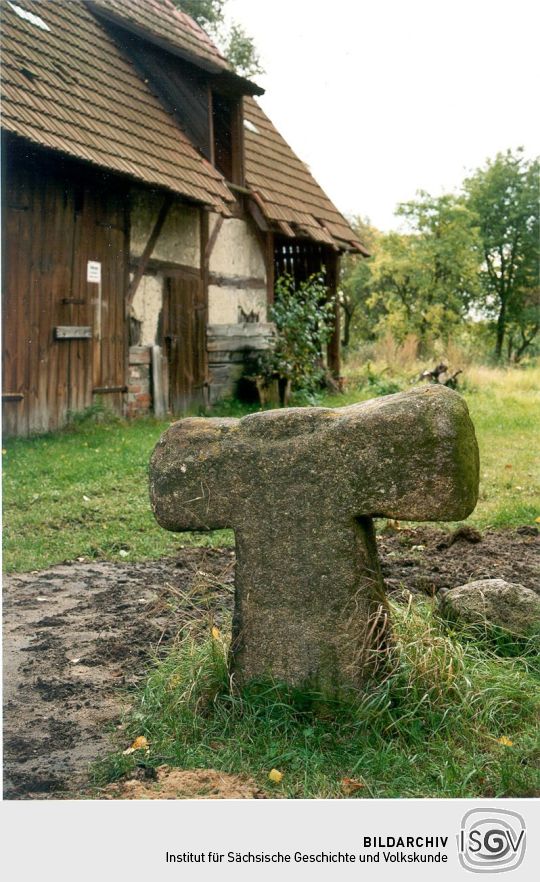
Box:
2 139 128 436
273 237 328 286
206 212 271 403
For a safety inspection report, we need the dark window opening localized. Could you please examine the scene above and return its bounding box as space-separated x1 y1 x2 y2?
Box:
105 24 213 161
273 237 327 289
99 20 247 184
212 92 244 185
212 93 233 181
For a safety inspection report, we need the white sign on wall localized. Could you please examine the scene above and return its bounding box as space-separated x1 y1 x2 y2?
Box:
87 260 102 284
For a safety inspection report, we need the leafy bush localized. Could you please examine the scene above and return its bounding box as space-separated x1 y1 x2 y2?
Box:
260 273 336 396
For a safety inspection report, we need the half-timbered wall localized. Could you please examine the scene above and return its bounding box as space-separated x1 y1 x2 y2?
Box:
206 212 271 402
2 150 338 436
128 187 204 416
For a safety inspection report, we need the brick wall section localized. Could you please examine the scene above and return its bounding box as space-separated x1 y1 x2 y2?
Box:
127 346 152 417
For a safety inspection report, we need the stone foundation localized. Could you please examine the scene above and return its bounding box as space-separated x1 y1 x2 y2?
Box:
207 323 275 404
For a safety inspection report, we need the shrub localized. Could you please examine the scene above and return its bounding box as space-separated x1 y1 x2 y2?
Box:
260 273 336 397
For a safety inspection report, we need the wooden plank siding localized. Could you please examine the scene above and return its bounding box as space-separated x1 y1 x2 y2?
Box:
2 150 32 436
2 141 128 435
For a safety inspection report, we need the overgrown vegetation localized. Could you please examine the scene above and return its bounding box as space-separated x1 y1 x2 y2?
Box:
94 600 539 798
3 363 538 572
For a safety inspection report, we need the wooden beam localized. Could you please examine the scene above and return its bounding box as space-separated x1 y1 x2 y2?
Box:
129 257 200 279
127 194 173 310
205 215 224 262
208 272 266 289
151 346 166 417
266 231 275 306
247 198 270 233
228 182 252 196
200 208 210 407
244 214 273 306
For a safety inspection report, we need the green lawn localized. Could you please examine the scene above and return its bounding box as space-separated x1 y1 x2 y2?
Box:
2 415 232 573
3 365 539 573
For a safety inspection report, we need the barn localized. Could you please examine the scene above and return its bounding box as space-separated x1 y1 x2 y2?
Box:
1 0 366 436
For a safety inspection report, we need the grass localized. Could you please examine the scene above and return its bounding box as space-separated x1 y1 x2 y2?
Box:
2 413 233 573
3 364 539 572
93 600 540 798
462 366 540 528
330 362 540 530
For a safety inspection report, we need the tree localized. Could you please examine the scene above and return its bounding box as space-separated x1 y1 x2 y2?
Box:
174 0 224 28
464 149 539 360
172 0 263 78
224 23 263 79
369 193 481 352
505 287 540 362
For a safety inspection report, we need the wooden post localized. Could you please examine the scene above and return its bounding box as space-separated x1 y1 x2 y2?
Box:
266 231 275 307
151 345 166 417
204 214 223 263
200 209 210 408
326 250 341 378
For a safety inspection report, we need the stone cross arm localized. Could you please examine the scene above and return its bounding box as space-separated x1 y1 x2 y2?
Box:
149 385 479 692
150 385 478 530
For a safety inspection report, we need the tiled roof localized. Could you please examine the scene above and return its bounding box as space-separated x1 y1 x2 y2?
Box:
0 0 234 211
244 98 367 253
1 0 363 251
88 0 229 72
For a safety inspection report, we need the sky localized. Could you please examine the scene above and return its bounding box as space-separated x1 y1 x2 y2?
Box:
226 0 539 231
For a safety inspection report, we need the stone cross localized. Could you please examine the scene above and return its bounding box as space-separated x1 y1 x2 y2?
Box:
149 386 479 694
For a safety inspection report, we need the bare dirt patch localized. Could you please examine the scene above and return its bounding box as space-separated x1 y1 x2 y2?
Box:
3 528 538 799
3 547 234 799
379 525 539 598
103 766 266 800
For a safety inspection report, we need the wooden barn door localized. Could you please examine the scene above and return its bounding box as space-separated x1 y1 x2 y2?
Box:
2 144 127 435
71 182 128 416
164 275 207 413
2 155 75 435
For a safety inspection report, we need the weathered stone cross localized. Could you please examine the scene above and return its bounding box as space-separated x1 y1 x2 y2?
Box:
150 386 479 694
